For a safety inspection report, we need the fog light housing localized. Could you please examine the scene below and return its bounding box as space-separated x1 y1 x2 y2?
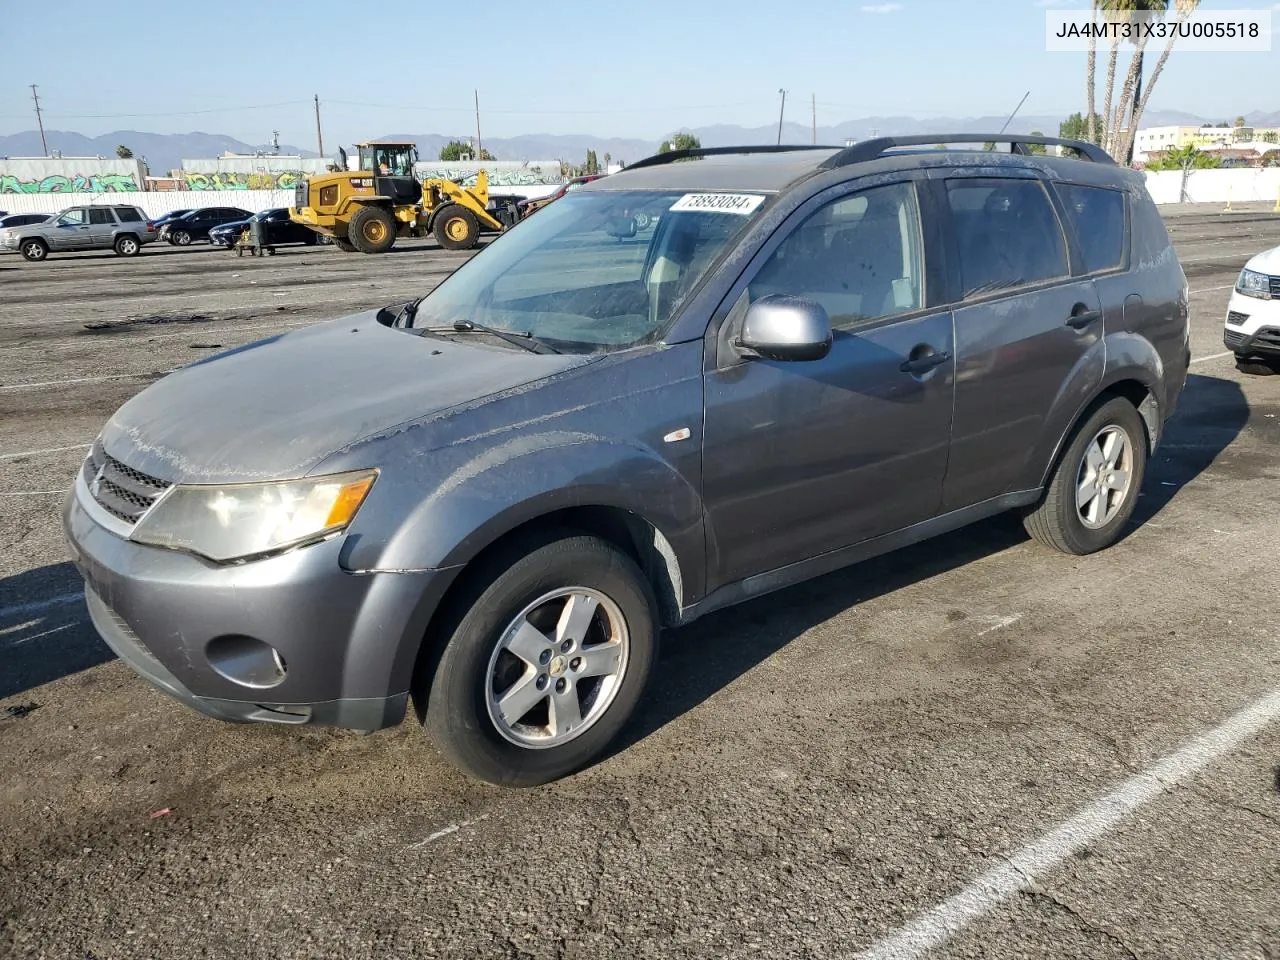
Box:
206 635 287 689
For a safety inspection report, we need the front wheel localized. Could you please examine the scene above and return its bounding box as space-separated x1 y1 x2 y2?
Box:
1023 396 1147 555
171 230 192 246
422 534 658 787
433 205 480 250
20 238 48 262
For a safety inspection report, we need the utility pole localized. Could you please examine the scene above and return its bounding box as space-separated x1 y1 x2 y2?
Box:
474 89 483 160
776 89 787 145
30 84 48 156
811 93 816 145
313 94 324 159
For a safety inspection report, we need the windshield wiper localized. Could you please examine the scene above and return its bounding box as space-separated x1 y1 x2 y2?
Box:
417 319 560 355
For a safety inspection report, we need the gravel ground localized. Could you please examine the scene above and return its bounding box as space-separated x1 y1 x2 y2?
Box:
1 213 1278 960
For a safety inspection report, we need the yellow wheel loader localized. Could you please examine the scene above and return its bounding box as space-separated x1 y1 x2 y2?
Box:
289 140 521 253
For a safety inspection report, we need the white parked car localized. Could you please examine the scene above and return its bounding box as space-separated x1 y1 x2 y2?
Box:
1225 247 1280 366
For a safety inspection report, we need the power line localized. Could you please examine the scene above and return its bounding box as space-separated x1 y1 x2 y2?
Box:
324 98 768 116
20 100 311 120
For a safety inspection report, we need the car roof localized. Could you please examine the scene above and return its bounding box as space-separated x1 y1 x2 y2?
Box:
593 138 1127 195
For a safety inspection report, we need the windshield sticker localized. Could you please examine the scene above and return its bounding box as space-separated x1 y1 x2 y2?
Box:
669 193 766 215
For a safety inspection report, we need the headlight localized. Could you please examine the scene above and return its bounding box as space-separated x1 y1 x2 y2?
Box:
131 470 376 563
1236 268 1272 300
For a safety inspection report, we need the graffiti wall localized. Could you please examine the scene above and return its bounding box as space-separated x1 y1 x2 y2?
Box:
178 156 334 191
413 160 563 187
0 157 147 194
182 171 303 191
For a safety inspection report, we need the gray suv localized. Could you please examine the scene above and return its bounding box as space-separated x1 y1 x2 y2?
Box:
64 136 1190 786
0 204 157 261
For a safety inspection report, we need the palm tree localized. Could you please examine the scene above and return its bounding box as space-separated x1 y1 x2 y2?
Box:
1109 0 1170 159
1098 0 1130 156
1086 2 1100 144
1116 0 1202 163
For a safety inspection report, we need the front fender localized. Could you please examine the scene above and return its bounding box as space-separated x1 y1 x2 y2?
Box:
341 430 705 603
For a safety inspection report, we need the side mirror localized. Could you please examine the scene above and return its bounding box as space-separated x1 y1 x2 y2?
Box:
737 294 833 362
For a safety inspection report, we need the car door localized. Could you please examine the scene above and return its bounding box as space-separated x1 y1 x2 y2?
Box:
935 174 1103 512
86 207 117 248
701 178 956 587
48 208 90 249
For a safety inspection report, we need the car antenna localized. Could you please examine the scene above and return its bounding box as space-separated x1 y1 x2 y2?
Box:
998 91 1032 135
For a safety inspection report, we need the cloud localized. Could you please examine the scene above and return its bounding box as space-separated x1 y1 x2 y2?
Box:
860 3 903 12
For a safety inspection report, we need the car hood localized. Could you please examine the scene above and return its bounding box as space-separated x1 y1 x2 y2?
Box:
100 310 593 484
1244 246 1280 275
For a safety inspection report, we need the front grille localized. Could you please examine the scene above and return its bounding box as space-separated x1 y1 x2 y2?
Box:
81 439 171 526
1269 275 1280 298
1226 311 1249 326
294 182 308 209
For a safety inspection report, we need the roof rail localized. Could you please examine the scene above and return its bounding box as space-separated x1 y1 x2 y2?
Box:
819 134 1115 168
623 144 842 171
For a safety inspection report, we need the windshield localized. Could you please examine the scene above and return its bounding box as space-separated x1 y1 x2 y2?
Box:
358 144 416 176
412 190 767 352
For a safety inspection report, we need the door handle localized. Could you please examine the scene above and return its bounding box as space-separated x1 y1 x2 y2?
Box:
900 347 952 375
1066 303 1102 328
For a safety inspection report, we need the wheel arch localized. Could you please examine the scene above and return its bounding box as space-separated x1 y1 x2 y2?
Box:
1036 376 1157 491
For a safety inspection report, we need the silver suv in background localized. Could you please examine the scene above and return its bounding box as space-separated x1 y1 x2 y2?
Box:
0 205 157 261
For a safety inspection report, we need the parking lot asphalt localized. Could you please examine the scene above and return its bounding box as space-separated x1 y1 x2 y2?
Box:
1 210 1279 960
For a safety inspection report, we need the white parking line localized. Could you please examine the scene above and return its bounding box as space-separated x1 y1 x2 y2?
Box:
0 443 91 461
1189 283 1236 296
1190 351 1233 365
856 688 1280 960
0 371 172 392
0 490 65 497
1 621 77 650
0 593 84 620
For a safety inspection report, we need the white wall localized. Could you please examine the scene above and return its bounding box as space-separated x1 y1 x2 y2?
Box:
0 156 149 193
0 190 293 218
1144 168 1280 205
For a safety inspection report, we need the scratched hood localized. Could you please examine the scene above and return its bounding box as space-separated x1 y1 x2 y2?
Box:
100 310 589 483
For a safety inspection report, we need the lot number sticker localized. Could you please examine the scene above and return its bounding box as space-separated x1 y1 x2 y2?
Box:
669 193 766 215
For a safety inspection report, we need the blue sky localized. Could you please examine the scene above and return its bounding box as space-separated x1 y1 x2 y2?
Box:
1 0 1277 146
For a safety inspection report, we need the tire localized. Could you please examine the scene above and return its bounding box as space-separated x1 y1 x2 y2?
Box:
114 234 140 257
333 238 356 252
172 230 192 246
423 533 658 787
20 238 48 262
348 206 397 254
1022 396 1147 555
433 205 480 250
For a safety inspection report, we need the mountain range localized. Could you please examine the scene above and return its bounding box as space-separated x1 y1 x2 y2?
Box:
3 109 1279 174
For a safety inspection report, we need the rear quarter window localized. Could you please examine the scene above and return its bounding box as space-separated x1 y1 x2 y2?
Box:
1055 183 1125 273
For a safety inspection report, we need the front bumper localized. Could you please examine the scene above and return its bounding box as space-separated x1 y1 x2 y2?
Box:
64 473 458 732
1224 290 1280 356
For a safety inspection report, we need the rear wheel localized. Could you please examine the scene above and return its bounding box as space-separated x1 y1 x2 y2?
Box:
433 205 480 251
20 238 48 262
114 235 140 256
171 230 192 246
1023 396 1147 555
422 533 658 787
348 206 397 254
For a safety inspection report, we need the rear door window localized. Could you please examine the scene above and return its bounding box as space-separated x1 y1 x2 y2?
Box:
944 179 1069 298
88 208 116 225
1055 183 1126 274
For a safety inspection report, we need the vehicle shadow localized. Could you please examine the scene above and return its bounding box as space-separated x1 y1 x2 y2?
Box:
614 371 1248 759
0 561 106 701
1128 372 1248 524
